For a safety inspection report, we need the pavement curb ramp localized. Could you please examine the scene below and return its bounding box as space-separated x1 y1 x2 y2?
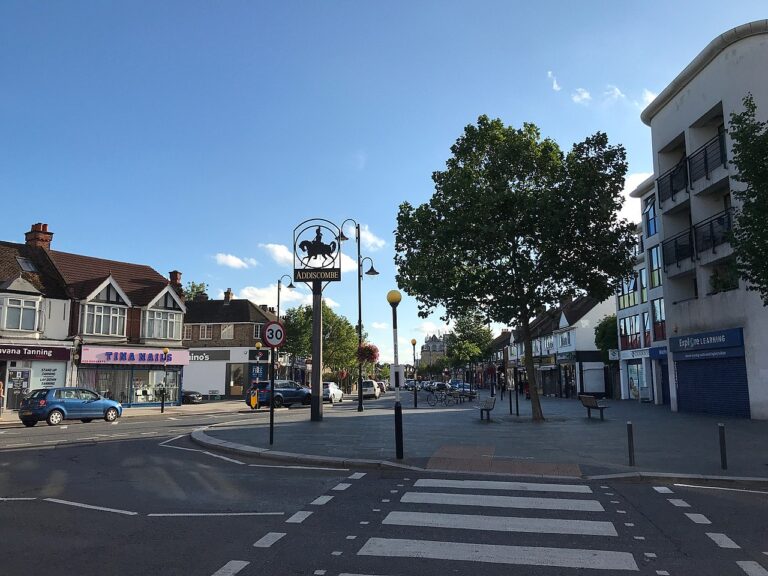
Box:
190 428 768 484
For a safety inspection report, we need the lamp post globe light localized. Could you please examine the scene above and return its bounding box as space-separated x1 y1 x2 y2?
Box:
339 219 379 412
161 346 169 414
387 289 403 460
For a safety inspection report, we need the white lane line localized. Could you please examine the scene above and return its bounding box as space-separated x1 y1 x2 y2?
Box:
202 451 245 465
311 495 333 505
653 486 673 494
3 443 31 447
706 533 740 549
333 483 351 491
667 498 690 508
644 553 657 558
286 511 313 524
44 498 137 516
401 492 604 512
148 512 283 517
656 571 670 575
737 561 768 576
168 417 178 420
349 472 366 480
685 513 711 524
43 440 67 444
415 479 592 493
249 464 348 471
675 483 768 495
0 497 37 501
210 560 249 576
383 511 617 536
158 435 185 446
358 538 638 570
60 426 68 429
253 532 286 548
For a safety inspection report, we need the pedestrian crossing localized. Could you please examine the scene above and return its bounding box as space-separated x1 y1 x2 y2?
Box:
352 476 640 573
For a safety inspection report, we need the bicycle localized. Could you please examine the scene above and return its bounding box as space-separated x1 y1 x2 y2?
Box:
426 389 456 407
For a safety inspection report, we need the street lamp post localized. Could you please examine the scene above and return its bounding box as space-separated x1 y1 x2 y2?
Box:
411 338 418 408
276 274 294 381
339 220 379 412
387 290 403 460
161 346 169 414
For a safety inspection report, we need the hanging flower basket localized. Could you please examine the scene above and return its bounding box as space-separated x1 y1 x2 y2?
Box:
357 343 379 364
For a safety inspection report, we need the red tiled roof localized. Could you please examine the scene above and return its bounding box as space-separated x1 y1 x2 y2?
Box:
0 241 68 298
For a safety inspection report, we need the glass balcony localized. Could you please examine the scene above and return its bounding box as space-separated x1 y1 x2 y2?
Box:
694 208 734 254
657 159 689 203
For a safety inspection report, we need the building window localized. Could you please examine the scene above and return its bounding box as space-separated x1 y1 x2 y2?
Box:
221 324 234 340
84 304 126 336
644 196 657 237
558 330 571 348
200 324 213 340
619 315 641 350
652 298 666 341
638 268 648 303
5 298 38 331
642 311 651 347
649 246 663 288
183 325 192 340
145 310 182 340
254 323 263 339
617 275 638 310
544 335 554 351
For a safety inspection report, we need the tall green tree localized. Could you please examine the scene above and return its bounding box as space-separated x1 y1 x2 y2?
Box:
283 305 312 364
395 116 636 420
729 94 768 305
594 314 618 364
319 301 358 373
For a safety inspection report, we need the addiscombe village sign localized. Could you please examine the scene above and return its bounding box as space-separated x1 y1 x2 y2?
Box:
293 219 342 421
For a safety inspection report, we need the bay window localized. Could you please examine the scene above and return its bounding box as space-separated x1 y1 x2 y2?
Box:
145 310 181 340
5 298 38 331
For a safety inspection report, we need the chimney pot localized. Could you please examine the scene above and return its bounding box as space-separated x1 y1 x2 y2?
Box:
224 288 233 302
169 270 182 286
25 223 54 250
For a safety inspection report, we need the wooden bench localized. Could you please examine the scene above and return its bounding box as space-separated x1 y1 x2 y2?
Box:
478 397 496 421
579 395 609 420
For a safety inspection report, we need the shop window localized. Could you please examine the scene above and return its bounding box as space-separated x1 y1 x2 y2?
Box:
221 324 234 339
4 298 38 331
200 324 213 340
627 362 645 400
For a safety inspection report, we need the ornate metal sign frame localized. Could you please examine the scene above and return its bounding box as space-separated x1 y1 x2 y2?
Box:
293 218 342 286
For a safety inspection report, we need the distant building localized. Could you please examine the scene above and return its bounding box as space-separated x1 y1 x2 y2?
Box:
419 334 448 371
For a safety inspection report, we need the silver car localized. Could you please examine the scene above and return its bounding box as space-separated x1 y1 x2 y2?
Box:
323 382 344 403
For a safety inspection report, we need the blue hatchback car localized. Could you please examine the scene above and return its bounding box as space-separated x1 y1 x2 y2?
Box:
18 388 123 427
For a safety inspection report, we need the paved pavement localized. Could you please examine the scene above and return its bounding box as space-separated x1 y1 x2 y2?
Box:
4 392 768 480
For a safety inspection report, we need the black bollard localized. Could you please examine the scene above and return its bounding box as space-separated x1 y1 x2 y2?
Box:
413 385 418 409
627 421 635 467
394 401 403 459
719 423 727 470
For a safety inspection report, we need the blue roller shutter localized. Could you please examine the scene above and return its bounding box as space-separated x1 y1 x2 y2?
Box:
676 358 750 418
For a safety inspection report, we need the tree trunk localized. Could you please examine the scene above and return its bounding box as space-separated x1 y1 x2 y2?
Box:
521 320 545 421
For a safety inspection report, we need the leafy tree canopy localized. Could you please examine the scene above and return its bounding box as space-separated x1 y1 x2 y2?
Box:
183 281 208 301
594 314 618 364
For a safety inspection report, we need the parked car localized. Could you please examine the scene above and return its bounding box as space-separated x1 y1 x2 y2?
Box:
18 388 122 427
404 380 416 391
181 390 203 404
323 382 344 403
249 380 311 408
452 382 477 399
361 379 381 399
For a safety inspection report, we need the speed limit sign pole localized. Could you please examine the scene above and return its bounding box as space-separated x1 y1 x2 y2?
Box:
264 320 286 445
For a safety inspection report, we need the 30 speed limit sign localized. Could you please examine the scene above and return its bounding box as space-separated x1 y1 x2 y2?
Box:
263 321 286 348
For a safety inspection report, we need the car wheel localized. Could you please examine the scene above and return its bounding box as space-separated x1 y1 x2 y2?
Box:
272 396 284 408
46 410 64 426
104 407 119 422
22 420 37 427
302 395 311 406
80 419 93 423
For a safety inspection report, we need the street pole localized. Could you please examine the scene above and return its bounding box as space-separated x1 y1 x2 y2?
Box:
270 342 276 443
411 338 417 408
388 290 403 460
161 347 169 414
311 279 323 422
356 223 364 412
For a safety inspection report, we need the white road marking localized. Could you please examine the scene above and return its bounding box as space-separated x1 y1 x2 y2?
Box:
383 511 617 536
360 521 369 525
382 499 390 503
611 500 620 504
644 553 657 558
60 426 68 429
656 571 670 575
706 533 740 549
210 560 249 576
311 496 333 505
44 440 66 444
202 451 244 465
333 483 351 491
401 492 604 512
633 536 645 540
346 536 357 540
314 571 326 575
675 483 768 495
148 512 283 517
617 510 627 514
253 532 286 547
667 498 690 508
249 464 348 471
737 561 768 576
3 443 31 447
414 478 592 493
332 551 343 556
625 523 635 527
0 497 36 501
168 417 178 420
653 486 673 494
349 472 366 480
45 498 137 516
159 435 185 445
685 513 711 524
286 511 313 523
358 538 638 570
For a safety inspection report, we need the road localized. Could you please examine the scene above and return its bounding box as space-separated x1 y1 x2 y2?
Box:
1 407 767 575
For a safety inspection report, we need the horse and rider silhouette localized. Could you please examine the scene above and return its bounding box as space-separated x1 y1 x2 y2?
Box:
299 227 337 266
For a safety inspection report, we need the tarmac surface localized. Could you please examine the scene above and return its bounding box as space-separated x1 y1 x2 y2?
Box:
3 390 767 481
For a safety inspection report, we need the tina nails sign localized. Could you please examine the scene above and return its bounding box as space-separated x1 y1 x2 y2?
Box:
81 346 190 365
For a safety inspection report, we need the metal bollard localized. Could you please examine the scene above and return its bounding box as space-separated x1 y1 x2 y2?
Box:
627 421 635 467
719 423 727 470
394 401 404 460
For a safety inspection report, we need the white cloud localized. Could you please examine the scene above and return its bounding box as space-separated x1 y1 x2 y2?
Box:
352 150 368 171
214 253 258 269
259 243 293 266
620 172 653 223
342 223 386 252
603 84 626 103
415 319 454 338
571 88 592 104
547 70 561 92
371 322 388 330
340 252 358 273
642 88 657 106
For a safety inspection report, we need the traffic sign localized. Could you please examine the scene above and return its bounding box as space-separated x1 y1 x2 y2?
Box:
263 321 286 348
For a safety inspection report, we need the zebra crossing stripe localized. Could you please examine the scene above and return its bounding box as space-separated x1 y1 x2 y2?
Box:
383 511 617 536
358 538 638 570
401 492 604 512
414 479 592 493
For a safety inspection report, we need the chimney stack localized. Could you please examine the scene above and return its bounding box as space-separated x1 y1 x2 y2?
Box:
224 288 234 302
169 270 182 287
25 223 53 250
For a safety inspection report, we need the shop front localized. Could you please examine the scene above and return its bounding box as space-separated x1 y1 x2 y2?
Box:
77 346 189 407
620 348 651 401
556 352 576 398
536 355 559 396
0 343 72 411
182 347 269 399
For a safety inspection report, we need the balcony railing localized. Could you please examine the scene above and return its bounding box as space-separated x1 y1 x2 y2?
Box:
662 228 695 269
657 158 689 203
688 133 726 184
694 208 734 254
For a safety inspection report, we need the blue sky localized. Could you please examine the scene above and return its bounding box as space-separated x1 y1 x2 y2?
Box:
1 1 765 363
